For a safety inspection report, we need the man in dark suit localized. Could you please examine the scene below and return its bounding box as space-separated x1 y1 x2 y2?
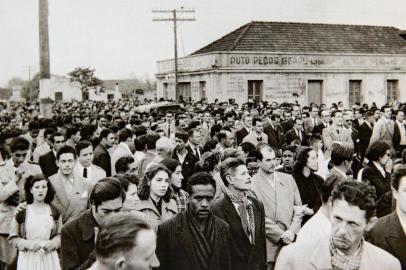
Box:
61 178 125 270
312 109 331 135
156 172 232 270
181 128 201 189
280 111 294 133
236 114 252 145
285 118 308 146
393 110 406 158
212 158 267 270
264 113 285 149
93 128 115 177
358 111 374 160
39 131 65 177
368 165 406 269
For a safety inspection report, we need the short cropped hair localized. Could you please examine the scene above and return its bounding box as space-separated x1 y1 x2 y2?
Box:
331 144 354 166
187 172 216 195
115 156 135 174
9 137 30 153
75 140 93 156
90 177 126 209
115 173 140 192
118 128 133 143
95 212 151 262
175 131 189 143
99 128 114 140
219 158 245 187
320 174 341 203
56 145 77 160
331 181 377 221
391 164 406 191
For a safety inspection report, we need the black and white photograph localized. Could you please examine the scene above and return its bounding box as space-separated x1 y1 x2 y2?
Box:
0 0 406 269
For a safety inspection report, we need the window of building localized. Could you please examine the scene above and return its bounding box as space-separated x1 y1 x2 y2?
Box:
177 82 191 102
55 92 63 101
387 80 399 103
308 80 323 106
107 94 114 100
199 81 206 98
248 80 263 103
349 80 362 107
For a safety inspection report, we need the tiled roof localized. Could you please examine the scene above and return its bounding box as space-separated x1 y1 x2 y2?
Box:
191 21 406 55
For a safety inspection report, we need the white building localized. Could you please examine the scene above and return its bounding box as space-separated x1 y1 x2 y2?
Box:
156 21 406 107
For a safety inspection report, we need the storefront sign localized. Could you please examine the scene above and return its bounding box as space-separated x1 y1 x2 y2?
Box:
229 55 325 66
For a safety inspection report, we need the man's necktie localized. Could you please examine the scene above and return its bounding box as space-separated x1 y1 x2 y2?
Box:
257 137 262 142
168 125 171 137
83 167 88 178
237 200 253 242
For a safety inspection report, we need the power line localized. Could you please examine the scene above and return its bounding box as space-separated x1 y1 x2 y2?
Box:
153 8 195 99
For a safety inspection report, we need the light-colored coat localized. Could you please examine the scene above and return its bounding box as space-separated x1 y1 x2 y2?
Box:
242 132 269 147
251 171 302 262
0 159 42 234
369 118 394 148
133 198 177 229
73 163 106 186
111 142 133 175
275 233 401 270
49 172 93 224
322 124 354 151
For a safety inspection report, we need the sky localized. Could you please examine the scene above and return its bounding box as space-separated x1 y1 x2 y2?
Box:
1 0 406 87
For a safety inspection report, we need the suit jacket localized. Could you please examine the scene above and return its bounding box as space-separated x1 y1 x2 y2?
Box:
251 171 303 262
236 127 250 146
322 125 354 151
181 145 200 189
159 122 176 138
285 128 308 146
156 210 232 270
49 172 93 224
0 159 42 234
275 233 401 270
393 121 406 152
370 118 394 149
368 212 406 270
362 162 392 217
61 209 98 270
200 122 212 145
74 163 106 186
264 123 284 149
93 144 111 177
281 119 294 133
358 122 373 157
39 150 58 178
133 198 177 229
211 195 267 270
242 132 269 147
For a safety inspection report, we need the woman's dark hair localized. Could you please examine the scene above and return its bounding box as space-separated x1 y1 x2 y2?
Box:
331 181 377 220
90 177 126 209
24 174 55 204
365 141 390 162
160 158 181 173
293 146 314 173
137 164 172 202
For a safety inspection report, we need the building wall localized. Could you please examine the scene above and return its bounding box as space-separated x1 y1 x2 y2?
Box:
156 52 406 106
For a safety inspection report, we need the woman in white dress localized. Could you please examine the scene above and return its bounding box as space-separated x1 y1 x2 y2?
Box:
9 174 62 270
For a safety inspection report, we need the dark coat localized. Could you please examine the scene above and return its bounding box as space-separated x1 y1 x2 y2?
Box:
61 209 97 270
358 122 373 158
93 144 111 177
156 211 232 270
312 122 328 135
263 123 284 149
285 128 308 146
362 162 392 217
211 195 267 270
393 121 406 156
39 150 58 178
181 145 200 189
368 212 406 270
280 119 294 133
236 127 249 146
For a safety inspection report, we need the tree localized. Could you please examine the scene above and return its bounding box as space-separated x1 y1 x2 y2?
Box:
68 67 102 93
6 74 40 100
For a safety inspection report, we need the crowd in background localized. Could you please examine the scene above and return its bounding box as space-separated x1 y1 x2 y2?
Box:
0 97 405 270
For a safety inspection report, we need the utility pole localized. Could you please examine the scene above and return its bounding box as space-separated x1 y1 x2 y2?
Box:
153 8 195 100
39 0 50 79
28 65 32 101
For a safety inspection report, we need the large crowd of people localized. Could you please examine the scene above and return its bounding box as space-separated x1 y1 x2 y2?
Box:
0 97 405 270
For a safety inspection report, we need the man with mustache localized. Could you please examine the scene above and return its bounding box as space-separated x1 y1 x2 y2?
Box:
212 158 267 270
275 181 401 270
156 172 232 270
